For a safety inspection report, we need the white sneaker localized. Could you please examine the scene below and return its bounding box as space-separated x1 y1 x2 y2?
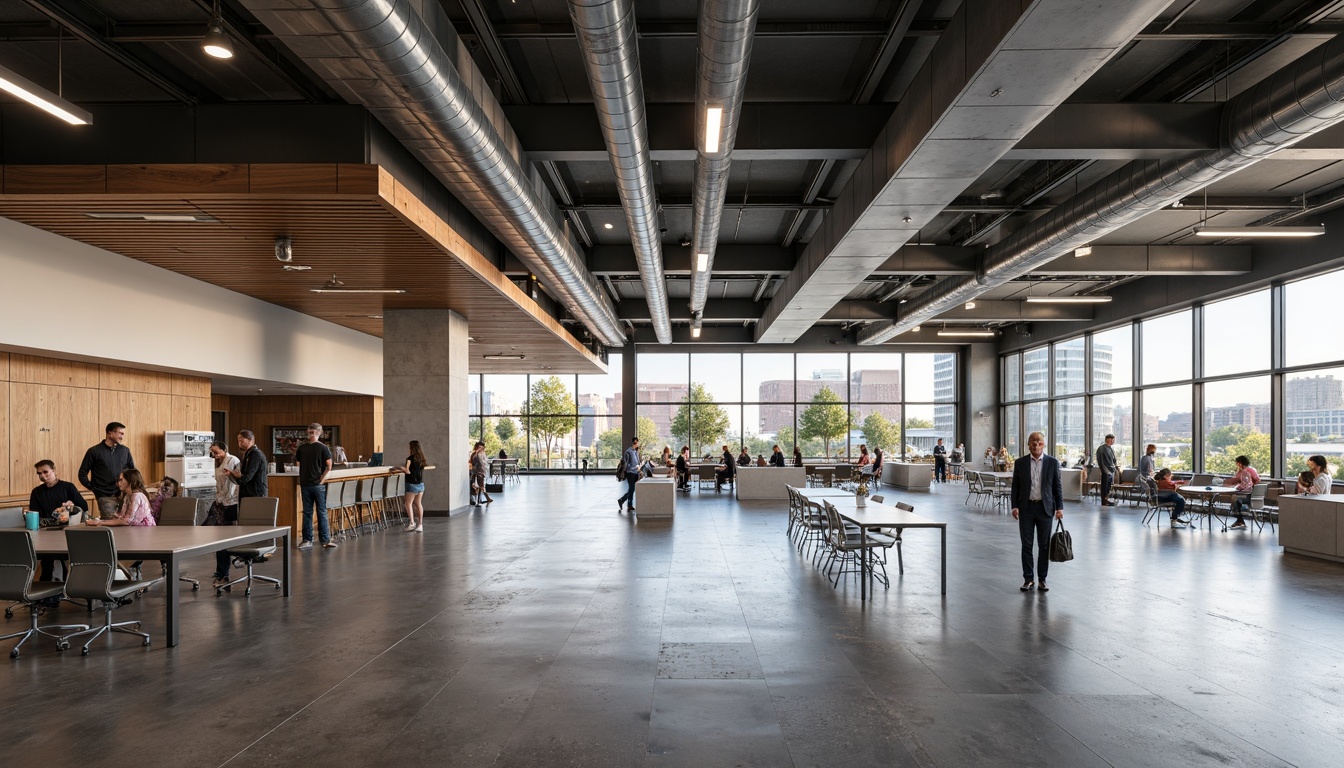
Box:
405 523 416 531
414 525 423 532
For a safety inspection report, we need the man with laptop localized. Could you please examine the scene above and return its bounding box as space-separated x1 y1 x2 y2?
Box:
30 459 86 583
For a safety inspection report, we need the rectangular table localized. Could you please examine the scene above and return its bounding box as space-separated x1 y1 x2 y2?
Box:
29 525 290 647
797 490 947 599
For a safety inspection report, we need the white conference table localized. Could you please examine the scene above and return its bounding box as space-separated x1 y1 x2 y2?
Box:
795 489 947 599
28 525 290 647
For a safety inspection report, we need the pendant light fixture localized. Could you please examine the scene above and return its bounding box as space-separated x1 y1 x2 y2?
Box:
202 0 234 60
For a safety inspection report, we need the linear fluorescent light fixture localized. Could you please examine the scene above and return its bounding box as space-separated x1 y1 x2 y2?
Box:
1024 295 1113 304
483 354 526 361
310 287 406 294
1073 245 1093 258
1194 224 1324 238
937 329 998 338
964 301 976 310
0 63 92 125
696 253 709 271
691 311 703 339
704 106 723 154
86 212 216 222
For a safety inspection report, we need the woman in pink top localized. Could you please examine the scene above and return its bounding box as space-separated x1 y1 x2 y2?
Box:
1227 455 1261 529
88 469 156 528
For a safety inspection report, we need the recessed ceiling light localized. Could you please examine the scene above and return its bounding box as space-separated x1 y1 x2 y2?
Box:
964 301 976 310
282 264 312 271
1073 245 1093 258
704 106 723 153
604 223 614 230
696 253 709 271
483 354 526 361
310 274 406 294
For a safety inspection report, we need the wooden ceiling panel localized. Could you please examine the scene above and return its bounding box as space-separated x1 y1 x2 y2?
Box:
0 163 606 375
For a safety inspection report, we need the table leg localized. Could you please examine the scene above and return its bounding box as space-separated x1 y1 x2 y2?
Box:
940 527 947 596
282 531 291 597
165 556 180 647
861 546 869 601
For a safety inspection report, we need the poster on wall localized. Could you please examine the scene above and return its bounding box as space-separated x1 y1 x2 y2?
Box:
271 425 340 457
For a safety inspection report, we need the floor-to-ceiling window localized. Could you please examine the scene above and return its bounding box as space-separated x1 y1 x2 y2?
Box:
1000 271 1344 478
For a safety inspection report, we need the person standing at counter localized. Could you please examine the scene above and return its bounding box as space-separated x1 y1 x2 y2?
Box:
933 439 948 483
220 430 270 580
396 440 429 532
79 421 135 519
294 423 335 549
210 440 241 586
1097 434 1118 507
871 447 884 487
675 446 691 491
793 446 803 467
770 445 785 467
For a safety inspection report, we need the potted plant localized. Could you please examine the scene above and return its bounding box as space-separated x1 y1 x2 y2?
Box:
855 481 869 507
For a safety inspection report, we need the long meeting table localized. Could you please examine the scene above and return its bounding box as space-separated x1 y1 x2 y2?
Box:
28 525 290 647
793 487 948 599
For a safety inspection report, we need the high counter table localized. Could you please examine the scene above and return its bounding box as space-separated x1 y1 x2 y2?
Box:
1278 494 1344 562
268 466 400 540
30 525 289 647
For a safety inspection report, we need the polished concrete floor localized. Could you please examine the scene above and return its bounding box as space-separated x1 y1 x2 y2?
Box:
4 476 1343 767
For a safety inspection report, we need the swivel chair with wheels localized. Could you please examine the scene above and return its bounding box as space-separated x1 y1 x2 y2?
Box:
157 497 201 591
216 497 282 597
0 531 89 658
57 528 163 655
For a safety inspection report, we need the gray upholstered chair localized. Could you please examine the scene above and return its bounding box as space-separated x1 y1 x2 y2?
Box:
158 496 201 591
216 496 281 597
0 530 89 658
58 528 164 655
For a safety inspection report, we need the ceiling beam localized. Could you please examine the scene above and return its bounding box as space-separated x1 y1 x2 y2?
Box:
506 104 893 162
853 0 923 104
21 0 201 105
1132 20 1344 40
456 0 528 105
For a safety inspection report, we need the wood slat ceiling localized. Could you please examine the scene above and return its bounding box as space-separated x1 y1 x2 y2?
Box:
0 163 606 375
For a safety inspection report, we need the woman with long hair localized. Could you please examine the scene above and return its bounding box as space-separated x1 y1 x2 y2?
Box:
89 469 154 528
397 440 430 532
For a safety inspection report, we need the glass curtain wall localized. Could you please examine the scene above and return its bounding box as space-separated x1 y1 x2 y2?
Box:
1000 271 1344 479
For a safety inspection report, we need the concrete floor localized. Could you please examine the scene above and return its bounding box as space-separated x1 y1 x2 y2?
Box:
4 476 1343 767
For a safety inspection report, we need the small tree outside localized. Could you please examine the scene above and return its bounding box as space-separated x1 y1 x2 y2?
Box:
905 416 933 429
495 417 517 443
1206 432 1271 475
596 417 659 468
523 376 575 468
671 383 730 455
799 386 848 459
860 411 900 454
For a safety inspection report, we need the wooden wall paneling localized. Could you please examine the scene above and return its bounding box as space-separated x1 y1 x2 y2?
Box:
171 374 211 399
249 164 340 194
100 365 174 395
372 397 384 453
0 352 9 381
170 396 210 433
2 165 107 194
211 394 231 411
9 354 99 388
9 383 99 498
0 384 9 497
100 389 176 481
105 164 249 194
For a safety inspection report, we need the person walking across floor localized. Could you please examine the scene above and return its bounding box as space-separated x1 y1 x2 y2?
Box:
293 423 335 549
617 437 641 512
933 438 948 483
396 440 429 531
470 442 493 505
78 421 135 519
1011 432 1064 592
1097 434 1118 506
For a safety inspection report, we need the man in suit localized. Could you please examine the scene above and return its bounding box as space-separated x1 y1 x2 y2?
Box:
1011 431 1064 592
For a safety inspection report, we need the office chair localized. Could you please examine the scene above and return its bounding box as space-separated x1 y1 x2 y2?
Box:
57 528 164 655
216 497 282 597
0 531 90 658
157 497 202 591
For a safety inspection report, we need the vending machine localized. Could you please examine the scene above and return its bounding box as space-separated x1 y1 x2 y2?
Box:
165 430 216 502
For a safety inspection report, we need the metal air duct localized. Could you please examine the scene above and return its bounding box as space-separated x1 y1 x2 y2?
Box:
311 0 625 347
860 34 1344 345
689 0 760 314
567 0 672 344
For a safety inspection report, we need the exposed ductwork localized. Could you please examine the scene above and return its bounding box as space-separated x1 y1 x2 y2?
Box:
689 0 760 314
567 0 672 344
309 0 625 347
861 34 1344 345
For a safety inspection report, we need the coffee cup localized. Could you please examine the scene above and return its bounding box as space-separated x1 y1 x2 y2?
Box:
24 512 39 531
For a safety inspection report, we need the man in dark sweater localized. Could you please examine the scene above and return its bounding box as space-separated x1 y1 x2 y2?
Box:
78 421 135 519
30 459 86 582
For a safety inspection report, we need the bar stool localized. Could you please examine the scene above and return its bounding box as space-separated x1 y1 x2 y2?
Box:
327 480 356 539
383 474 404 528
356 478 384 534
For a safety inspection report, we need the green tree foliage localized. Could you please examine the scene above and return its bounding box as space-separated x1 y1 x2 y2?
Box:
799 386 848 458
859 411 900 453
1297 432 1318 443
495 417 517 443
522 376 575 468
1206 432 1271 475
670 383 731 454
776 426 796 453
905 416 933 429
1207 424 1251 450
595 417 659 467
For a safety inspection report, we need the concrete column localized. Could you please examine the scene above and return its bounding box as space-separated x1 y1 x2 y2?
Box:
384 309 469 513
966 342 999 458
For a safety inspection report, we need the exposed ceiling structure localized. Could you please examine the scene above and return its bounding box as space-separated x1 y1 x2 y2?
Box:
3 0 1344 349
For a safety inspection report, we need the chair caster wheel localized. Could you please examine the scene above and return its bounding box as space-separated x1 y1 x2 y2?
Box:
192 584 200 591
56 641 68 652
4 609 11 618
10 649 18 658
244 588 252 596
81 647 89 656
275 583 281 590
143 638 151 647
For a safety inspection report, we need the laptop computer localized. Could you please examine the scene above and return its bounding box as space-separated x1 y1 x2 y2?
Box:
0 507 25 528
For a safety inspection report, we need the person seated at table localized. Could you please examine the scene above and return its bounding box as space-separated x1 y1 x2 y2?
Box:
1154 468 1192 526
984 447 996 469
30 459 85 585
147 476 180 525
716 446 736 491
996 447 1013 472
871 447 884 487
793 446 804 467
1303 455 1333 495
1226 455 1261 530
769 445 786 467
498 448 508 460
856 445 870 466
1296 470 1317 494
755 454 767 467
675 446 691 491
737 447 752 467
87 469 156 582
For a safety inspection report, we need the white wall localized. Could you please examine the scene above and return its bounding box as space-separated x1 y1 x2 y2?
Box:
0 216 383 394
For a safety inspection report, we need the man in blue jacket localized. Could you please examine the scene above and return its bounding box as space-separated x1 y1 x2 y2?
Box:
618 437 641 513
1011 431 1064 592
